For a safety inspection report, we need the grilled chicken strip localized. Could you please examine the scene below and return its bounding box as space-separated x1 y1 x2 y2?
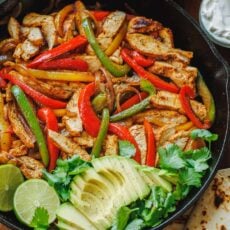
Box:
8 17 20 41
148 61 197 90
126 33 193 64
13 39 40 61
9 70 72 100
151 91 207 120
131 109 188 126
103 135 118 156
73 132 95 148
19 156 44 179
129 125 147 165
21 27 44 46
23 13 57 49
7 102 35 148
48 130 91 161
63 89 83 136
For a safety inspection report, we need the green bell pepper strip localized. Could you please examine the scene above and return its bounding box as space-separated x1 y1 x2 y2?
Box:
197 71 215 123
11 85 49 167
82 17 131 77
92 93 107 113
91 108 110 158
110 97 151 122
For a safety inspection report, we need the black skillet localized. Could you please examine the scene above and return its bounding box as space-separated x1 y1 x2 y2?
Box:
0 0 229 229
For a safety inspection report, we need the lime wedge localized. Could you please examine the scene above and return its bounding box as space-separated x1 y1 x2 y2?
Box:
0 164 24 212
13 179 60 226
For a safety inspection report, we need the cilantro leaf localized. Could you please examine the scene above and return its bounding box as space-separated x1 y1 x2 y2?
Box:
125 219 145 230
119 141 136 158
158 144 185 170
30 207 49 229
190 129 218 143
42 155 92 201
179 168 202 187
112 206 134 230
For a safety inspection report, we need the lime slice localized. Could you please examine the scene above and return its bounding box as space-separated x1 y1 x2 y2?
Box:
0 164 24 212
13 179 60 226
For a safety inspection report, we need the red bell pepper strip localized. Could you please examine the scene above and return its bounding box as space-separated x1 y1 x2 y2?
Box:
130 51 154 67
36 58 88 71
179 85 210 129
109 123 141 163
90 10 110 21
0 72 67 109
37 107 59 171
78 83 141 163
144 119 156 167
121 48 179 93
114 92 148 114
27 35 87 68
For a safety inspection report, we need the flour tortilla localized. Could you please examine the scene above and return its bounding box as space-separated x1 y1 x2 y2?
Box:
185 168 230 230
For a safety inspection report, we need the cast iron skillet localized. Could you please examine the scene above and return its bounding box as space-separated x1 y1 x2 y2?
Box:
0 0 229 229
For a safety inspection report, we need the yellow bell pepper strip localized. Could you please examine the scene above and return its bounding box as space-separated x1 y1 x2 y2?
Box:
27 35 87 68
55 4 74 37
105 22 127 56
82 17 131 77
197 71 215 124
0 92 11 151
53 109 67 117
28 69 94 82
1 72 67 109
11 85 49 167
176 121 194 131
91 108 110 158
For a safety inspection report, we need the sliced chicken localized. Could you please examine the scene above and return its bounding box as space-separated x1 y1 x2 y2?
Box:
151 91 207 120
148 61 197 90
131 109 187 126
129 125 147 165
163 130 190 150
127 16 163 34
8 17 20 41
73 132 95 148
156 124 177 147
62 14 76 42
13 39 40 61
48 130 91 161
126 33 193 64
27 27 44 46
159 28 174 48
0 151 13 164
9 144 28 157
103 135 118 156
79 55 102 73
63 89 83 136
19 156 44 179
9 70 72 100
0 38 18 54
7 102 35 148
23 13 57 49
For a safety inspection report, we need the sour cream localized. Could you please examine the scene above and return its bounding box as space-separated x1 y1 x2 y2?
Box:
199 0 230 48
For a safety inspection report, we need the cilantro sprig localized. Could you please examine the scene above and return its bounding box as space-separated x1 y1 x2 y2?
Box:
42 155 92 201
30 207 49 230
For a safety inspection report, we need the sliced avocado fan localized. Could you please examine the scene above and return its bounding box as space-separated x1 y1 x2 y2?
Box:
57 156 172 230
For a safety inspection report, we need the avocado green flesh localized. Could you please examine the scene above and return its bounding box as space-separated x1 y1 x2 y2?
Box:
58 156 173 230
57 203 97 230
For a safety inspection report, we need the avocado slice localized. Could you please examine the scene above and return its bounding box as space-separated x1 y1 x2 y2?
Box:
69 156 169 230
56 203 97 230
